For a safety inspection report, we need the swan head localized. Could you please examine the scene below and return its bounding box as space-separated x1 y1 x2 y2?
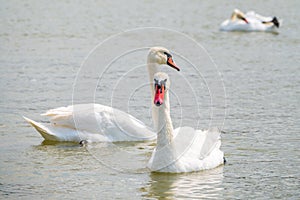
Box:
231 9 249 24
148 47 180 71
153 72 170 106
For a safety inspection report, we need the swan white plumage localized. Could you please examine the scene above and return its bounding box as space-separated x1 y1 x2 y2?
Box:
220 9 280 32
147 72 224 173
24 47 180 142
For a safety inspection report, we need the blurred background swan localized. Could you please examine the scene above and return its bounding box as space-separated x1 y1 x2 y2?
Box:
220 9 280 32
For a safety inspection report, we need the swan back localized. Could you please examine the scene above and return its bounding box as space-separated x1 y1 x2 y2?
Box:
40 104 156 142
148 126 224 173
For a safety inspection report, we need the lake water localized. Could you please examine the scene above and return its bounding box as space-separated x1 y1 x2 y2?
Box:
1 0 299 199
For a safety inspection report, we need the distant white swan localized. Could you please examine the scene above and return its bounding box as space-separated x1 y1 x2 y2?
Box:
220 9 280 32
24 47 180 142
147 72 224 173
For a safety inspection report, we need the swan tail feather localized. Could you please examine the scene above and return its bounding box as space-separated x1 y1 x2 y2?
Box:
199 128 221 158
41 107 73 126
41 106 72 116
23 116 59 141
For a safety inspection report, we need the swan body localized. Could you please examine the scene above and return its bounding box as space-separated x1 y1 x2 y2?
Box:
220 9 280 32
24 47 180 142
147 72 224 173
24 104 155 142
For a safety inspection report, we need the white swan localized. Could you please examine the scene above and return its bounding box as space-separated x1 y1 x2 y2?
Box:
220 9 280 32
24 47 180 142
147 72 224 173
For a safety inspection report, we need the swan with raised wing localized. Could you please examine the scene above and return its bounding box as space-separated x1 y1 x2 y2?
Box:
147 72 224 173
24 47 180 142
220 9 280 32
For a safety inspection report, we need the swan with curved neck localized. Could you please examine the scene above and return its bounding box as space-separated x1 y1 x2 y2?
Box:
148 72 225 173
24 47 180 142
147 47 179 131
220 9 280 32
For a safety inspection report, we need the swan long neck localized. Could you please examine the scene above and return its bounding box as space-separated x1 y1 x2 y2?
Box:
155 91 174 149
147 58 160 130
147 59 158 94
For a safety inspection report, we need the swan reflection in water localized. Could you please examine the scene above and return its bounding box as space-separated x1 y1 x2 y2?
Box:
142 166 224 199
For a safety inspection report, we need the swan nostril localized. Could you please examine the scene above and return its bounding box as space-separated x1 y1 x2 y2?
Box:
154 101 163 106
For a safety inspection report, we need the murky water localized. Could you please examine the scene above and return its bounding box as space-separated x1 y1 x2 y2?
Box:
1 0 299 199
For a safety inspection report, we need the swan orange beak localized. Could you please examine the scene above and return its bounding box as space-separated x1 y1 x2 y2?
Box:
167 57 180 71
164 52 180 71
154 84 165 106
